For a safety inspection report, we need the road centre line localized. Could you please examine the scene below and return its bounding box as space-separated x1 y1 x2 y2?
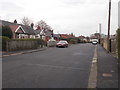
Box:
88 45 97 88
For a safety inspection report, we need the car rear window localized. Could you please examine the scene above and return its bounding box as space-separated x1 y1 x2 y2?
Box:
59 41 67 43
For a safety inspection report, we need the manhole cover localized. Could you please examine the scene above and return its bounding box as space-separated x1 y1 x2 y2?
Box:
102 73 112 77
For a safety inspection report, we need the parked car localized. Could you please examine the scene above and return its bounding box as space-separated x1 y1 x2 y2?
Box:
56 40 68 48
92 41 97 45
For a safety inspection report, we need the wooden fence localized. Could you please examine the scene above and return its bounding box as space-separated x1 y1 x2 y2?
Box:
101 38 117 54
6 40 41 51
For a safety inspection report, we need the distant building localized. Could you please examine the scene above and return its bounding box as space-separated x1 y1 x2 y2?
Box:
118 1 120 28
78 35 87 41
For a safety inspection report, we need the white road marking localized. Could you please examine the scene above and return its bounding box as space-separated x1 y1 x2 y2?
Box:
88 45 97 88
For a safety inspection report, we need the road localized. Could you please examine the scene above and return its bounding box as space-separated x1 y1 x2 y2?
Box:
3 43 95 88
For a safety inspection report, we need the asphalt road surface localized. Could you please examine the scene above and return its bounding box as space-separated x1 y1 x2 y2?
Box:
3 43 95 88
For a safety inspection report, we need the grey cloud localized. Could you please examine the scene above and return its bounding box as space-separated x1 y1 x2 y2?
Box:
0 1 24 12
60 0 87 6
87 0 107 4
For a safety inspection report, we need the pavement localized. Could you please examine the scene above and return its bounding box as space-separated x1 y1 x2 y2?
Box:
97 45 119 89
1 47 47 57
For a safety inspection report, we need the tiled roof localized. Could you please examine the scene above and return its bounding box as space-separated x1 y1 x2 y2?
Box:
34 29 53 37
20 25 35 35
34 30 41 34
53 34 60 37
0 20 17 26
45 30 52 37
60 34 69 38
9 25 19 32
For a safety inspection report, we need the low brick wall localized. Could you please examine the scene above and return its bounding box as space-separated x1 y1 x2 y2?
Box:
6 40 39 51
103 39 108 50
111 39 117 53
101 39 117 54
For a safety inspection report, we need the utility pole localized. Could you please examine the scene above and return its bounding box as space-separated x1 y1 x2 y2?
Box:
118 1 120 28
107 0 111 52
99 24 101 44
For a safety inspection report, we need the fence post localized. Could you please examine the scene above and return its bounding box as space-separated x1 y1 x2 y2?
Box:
109 39 111 52
6 41 9 52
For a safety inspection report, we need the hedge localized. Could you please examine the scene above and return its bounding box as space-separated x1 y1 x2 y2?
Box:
0 37 45 51
0 36 10 51
117 28 120 62
59 37 81 44
2 26 13 39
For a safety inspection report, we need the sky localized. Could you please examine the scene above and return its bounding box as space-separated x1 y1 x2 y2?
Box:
0 0 119 36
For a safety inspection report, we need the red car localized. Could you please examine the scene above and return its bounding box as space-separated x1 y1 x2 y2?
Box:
56 40 68 48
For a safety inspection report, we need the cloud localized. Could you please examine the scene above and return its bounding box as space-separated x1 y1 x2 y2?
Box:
0 1 24 12
60 0 87 6
0 0 119 36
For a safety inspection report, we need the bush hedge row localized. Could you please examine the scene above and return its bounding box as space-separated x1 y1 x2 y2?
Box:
117 28 120 62
59 37 82 44
0 36 10 51
1 26 13 39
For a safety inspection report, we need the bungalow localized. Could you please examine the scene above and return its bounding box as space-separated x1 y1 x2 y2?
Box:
53 34 60 41
34 26 60 42
59 34 75 39
78 35 87 42
59 34 69 39
34 28 53 42
1 20 36 39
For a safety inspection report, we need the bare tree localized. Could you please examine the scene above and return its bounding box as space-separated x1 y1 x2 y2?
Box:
35 20 53 32
21 17 32 26
36 20 47 30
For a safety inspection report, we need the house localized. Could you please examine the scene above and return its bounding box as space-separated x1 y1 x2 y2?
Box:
34 26 53 42
34 25 60 42
53 34 60 41
1 20 36 39
78 35 87 41
59 33 76 39
59 34 69 39
90 33 100 42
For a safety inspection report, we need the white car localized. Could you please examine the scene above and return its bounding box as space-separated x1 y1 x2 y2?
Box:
92 41 97 45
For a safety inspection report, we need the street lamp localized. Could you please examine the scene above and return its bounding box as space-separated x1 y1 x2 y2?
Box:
99 23 102 44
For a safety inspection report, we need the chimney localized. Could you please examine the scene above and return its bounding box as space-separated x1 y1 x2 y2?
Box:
31 23 34 28
14 19 17 24
36 26 40 30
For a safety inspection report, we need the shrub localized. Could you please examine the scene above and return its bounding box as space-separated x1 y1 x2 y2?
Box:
69 39 77 44
0 36 10 51
76 38 81 43
60 37 82 44
117 28 120 62
59 38 69 42
2 26 13 39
